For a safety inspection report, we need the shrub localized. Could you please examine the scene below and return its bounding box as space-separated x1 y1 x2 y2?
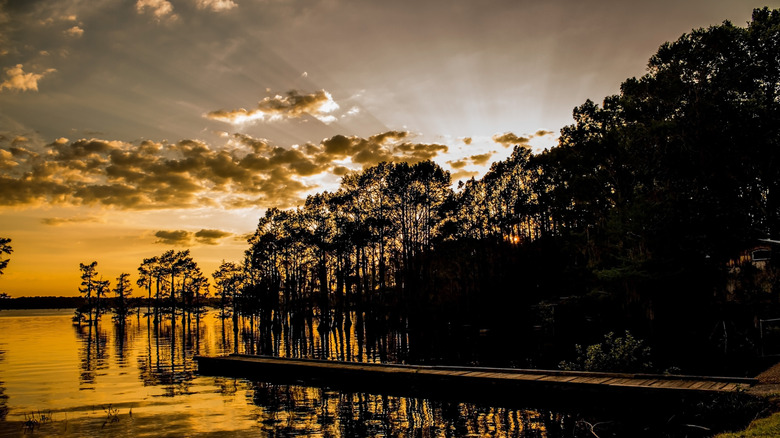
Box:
559 330 653 373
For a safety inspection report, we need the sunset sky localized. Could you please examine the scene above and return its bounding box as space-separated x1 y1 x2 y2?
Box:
0 0 775 297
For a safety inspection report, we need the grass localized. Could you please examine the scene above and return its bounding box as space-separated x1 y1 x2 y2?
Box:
715 411 780 437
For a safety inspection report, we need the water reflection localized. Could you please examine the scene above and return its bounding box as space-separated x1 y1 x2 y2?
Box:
231 308 416 365
74 321 109 388
0 309 594 437
0 351 7 422
249 383 574 437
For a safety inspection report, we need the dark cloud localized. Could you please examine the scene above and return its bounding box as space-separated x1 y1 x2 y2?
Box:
154 229 192 245
195 228 232 245
332 165 350 176
154 227 234 246
41 216 101 226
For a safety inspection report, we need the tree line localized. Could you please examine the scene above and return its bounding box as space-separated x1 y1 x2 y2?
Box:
232 8 780 366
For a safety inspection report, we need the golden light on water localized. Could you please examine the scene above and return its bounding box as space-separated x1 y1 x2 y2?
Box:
0 309 569 436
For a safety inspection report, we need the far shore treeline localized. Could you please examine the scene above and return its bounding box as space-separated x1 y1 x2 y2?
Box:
2 8 780 373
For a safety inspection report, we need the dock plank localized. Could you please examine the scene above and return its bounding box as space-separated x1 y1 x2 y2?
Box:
195 354 756 400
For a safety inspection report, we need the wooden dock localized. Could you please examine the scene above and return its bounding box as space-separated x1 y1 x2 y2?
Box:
196 354 758 412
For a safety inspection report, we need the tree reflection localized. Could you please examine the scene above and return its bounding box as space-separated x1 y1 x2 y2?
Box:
0 351 7 421
247 382 576 437
135 316 195 396
74 317 108 387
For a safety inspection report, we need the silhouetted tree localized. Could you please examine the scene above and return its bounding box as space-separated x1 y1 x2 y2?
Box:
76 261 99 324
113 273 133 321
0 238 11 277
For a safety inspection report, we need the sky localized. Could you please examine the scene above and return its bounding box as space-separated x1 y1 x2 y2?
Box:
0 0 776 297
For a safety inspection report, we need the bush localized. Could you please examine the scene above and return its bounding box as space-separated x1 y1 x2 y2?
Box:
559 330 653 373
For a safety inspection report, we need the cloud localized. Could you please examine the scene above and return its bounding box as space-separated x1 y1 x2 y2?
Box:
136 0 178 21
446 152 494 171
491 132 531 148
41 216 102 226
0 130 451 210
206 89 340 125
447 159 468 169
12 136 30 147
234 233 254 243
468 152 493 166
492 130 556 149
154 230 192 245
64 26 84 38
196 0 238 11
0 149 18 170
0 64 56 92
154 228 233 246
316 130 448 167
451 170 479 180
195 229 233 245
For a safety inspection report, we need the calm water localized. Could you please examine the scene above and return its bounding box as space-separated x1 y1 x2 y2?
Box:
0 308 584 437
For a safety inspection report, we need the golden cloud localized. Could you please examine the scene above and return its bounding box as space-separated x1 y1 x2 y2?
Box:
41 216 102 226
196 0 238 12
447 159 468 169
314 131 447 168
468 152 493 166
491 132 531 148
136 0 178 22
0 64 56 92
451 170 479 180
0 130 450 210
64 26 84 38
206 90 340 125
447 152 494 170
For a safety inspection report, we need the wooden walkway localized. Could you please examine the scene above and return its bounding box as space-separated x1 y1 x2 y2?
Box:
196 354 757 411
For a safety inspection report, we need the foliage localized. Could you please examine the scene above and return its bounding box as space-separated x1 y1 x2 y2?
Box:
693 390 772 437
715 411 780 438
212 261 245 319
113 273 133 320
135 250 207 317
0 237 11 277
559 331 654 373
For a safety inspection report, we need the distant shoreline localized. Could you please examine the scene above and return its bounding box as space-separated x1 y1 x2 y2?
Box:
0 296 86 309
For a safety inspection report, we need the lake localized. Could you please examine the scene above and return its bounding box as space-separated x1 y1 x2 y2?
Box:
0 308 586 437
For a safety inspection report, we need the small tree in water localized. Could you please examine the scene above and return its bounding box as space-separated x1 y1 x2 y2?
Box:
75 261 98 324
113 273 133 321
559 331 653 373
